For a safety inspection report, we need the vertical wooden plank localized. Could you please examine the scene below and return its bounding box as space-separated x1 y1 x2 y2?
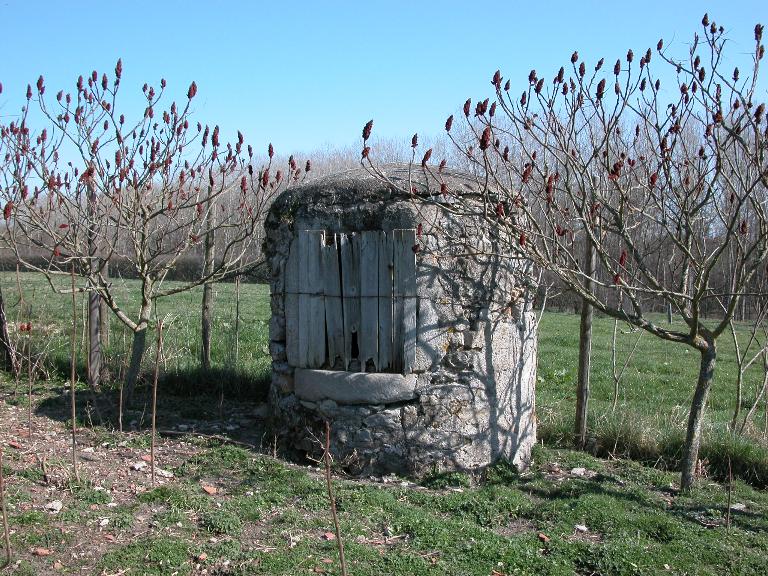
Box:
394 229 417 373
340 232 360 370
307 231 326 368
359 231 379 371
378 231 394 371
392 231 405 372
322 232 345 368
297 231 311 368
285 236 299 366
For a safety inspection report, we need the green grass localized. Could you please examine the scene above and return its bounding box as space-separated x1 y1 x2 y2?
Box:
3 425 767 574
95 444 768 575
537 310 767 436
536 310 768 484
2 272 768 573
0 271 272 398
3 271 766 482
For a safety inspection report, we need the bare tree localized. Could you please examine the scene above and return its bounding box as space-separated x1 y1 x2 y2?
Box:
610 316 644 412
150 318 163 486
731 275 768 434
365 16 767 490
0 62 305 402
0 283 15 374
70 264 79 481
0 129 18 376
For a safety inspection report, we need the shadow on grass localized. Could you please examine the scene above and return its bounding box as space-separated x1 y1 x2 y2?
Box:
540 416 768 489
45 357 270 402
518 471 768 534
31 364 271 448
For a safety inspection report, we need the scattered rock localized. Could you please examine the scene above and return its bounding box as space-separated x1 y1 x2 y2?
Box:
537 532 550 543
202 484 218 495
570 467 597 478
730 503 746 511
322 532 336 541
155 468 174 478
130 461 147 471
33 547 52 556
575 524 588 533
45 500 63 514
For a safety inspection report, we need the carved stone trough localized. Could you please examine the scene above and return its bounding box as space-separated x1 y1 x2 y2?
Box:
263 167 537 476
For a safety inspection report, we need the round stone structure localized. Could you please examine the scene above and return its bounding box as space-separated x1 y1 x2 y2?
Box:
263 167 537 476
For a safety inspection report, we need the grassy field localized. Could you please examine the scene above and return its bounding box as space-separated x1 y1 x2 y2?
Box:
0 272 273 398
1 417 767 576
0 271 767 574
536 311 768 485
2 271 766 480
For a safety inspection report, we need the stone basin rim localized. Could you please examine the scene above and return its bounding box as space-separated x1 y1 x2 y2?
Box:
294 368 418 405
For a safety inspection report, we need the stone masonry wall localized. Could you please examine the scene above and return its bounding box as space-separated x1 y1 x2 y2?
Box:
263 168 537 477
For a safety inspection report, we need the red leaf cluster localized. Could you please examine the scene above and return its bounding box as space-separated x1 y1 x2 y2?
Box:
362 120 373 141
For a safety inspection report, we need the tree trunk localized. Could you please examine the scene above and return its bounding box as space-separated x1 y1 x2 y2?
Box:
234 275 241 366
200 195 215 372
86 181 102 392
0 284 16 374
99 262 110 349
680 340 717 491
575 233 596 449
201 282 213 372
575 297 593 448
667 302 673 324
731 368 743 431
124 305 152 406
70 265 79 481
88 292 101 391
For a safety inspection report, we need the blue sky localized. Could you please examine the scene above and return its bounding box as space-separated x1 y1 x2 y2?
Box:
0 1 765 158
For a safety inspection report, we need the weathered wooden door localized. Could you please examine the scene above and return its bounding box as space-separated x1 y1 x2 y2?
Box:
284 229 416 373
